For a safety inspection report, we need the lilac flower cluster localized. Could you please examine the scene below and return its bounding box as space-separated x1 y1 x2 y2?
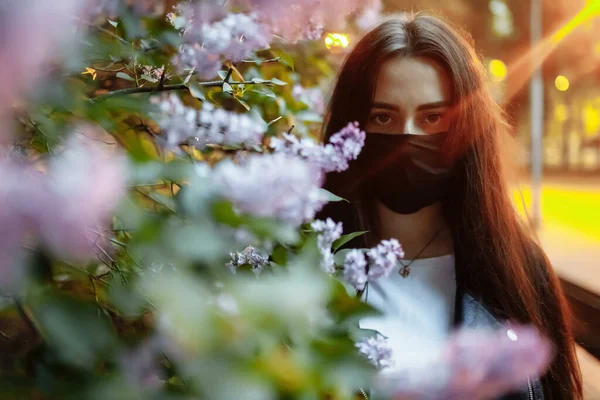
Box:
153 94 266 150
376 325 553 400
226 246 270 275
213 153 327 227
170 4 271 79
342 239 404 290
342 249 369 291
310 218 343 274
242 0 361 42
292 84 325 115
270 122 365 173
355 333 394 369
0 127 127 290
89 0 165 19
0 0 82 118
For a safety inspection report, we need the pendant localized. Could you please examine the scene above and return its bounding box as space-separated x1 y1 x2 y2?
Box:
399 266 410 278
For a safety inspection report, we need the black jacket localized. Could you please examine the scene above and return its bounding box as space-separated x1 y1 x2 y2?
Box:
455 290 544 400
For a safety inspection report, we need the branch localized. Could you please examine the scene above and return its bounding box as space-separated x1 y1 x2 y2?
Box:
15 300 42 339
90 79 280 102
239 57 281 64
224 67 233 83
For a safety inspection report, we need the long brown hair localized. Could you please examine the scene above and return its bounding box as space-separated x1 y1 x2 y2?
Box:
318 14 582 399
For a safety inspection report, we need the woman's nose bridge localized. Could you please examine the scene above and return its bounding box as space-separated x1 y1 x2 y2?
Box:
402 116 421 135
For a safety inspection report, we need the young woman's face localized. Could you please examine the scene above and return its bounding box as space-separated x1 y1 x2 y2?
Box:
365 56 453 135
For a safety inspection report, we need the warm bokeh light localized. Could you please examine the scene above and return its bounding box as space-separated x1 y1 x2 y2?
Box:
488 59 507 82
554 104 568 122
582 103 600 135
324 33 350 51
555 75 570 91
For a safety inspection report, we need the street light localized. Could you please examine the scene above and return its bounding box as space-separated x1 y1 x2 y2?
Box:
324 33 350 52
555 75 570 91
488 59 508 83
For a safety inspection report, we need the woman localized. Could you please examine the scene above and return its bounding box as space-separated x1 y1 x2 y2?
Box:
317 14 582 400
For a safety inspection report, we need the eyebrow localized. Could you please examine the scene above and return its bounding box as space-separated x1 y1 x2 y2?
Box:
371 101 451 112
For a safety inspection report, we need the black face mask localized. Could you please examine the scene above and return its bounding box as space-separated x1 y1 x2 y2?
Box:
356 131 455 215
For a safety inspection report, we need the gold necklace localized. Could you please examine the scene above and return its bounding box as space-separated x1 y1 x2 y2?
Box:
398 226 444 278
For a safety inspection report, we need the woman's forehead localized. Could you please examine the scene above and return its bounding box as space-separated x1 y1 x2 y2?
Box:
373 56 452 109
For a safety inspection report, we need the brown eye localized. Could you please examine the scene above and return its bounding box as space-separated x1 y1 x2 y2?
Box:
372 114 393 125
424 113 442 124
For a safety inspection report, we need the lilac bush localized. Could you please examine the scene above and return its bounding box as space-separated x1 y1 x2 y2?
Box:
0 1 554 399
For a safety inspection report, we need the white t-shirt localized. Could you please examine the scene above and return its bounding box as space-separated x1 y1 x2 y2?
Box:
359 253 457 372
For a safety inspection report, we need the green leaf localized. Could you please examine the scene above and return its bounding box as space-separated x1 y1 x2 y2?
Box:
211 200 244 227
116 71 135 81
271 78 288 86
167 222 229 263
274 51 295 71
148 192 177 212
296 110 323 123
236 98 250 110
271 245 288 265
108 20 119 27
222 82 233 94
187 82 206 101
319 188 348 203
247 217 300 244
140 73 158 83
334 248 354 266
332 231 368 252
328 278 378 324
183 68 195 84
251 88 276 100
32 296 116 368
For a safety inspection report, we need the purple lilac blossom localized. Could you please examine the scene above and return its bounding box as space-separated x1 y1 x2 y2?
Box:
41 128 127 260
225 246 270 275
355 333 394 369
153 94 266 150
311 218 343 274
89 0 166 18
0 0 83 123
214 153 327 227
270 121 365 173
366 239 404 279
292 84 326 115
343 249 368 291
0 127 126 290
241 0 362 42
376 325 553 400
171 9 271 78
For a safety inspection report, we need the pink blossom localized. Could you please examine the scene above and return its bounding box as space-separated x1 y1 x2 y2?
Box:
311 218 343 273
214 153 327 227
376 325 553 400
356 333 394 369
240 0 362 42
40 126 128 260
270 122 365 173
366 239 404 279
172 10 271 78
0 125 127 290
153 94 266 150
0 0 84 118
